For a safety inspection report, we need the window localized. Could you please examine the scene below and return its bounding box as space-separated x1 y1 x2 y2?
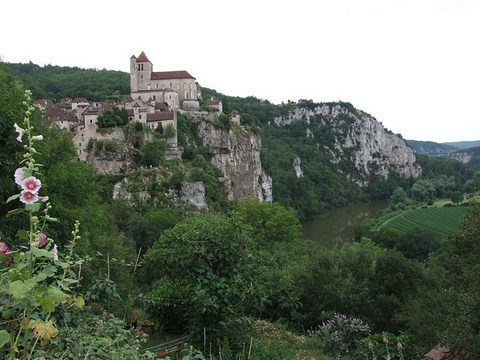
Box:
170 82 172 88
141 64 144 71
137 64 140 70
156 83 158 88
153 95 156 101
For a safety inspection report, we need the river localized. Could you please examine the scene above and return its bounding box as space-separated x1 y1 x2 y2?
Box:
302 201 389 248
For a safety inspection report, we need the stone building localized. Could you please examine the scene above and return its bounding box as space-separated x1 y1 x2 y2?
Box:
130 51 199 111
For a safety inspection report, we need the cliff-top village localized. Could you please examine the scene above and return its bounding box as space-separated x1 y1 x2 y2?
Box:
35 51 236 162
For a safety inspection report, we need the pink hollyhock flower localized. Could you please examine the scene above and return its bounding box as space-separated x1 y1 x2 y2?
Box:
14 123 24 142
40 196 49 202
14 168 25 186
39 233 47 239
33 135 43 141
20 190 39 204
3 249 13 265
21 176 41 193
52 244 58 262
0 242 13 265
38 239 46 248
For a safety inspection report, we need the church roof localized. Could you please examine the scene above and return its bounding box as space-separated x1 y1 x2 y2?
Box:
137 51 150 63
151 70 195 80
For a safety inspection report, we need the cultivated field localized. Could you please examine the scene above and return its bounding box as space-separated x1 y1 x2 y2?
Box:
375 205 470 238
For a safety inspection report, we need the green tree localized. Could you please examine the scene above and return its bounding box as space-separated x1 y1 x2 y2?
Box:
233 199 301 245
433 205 480 355
296 239 423 333
139 139 168 167
97 107 128 128
142 213 260 341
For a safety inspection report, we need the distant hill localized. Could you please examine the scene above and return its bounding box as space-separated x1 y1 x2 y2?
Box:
407 140 480 169
443 140 480 149
406 140 459 157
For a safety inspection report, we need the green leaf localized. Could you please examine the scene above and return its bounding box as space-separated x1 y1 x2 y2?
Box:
0 329 10 349
39 297 55 313
8 278 37 299
6 208 23 217
31 246 53 259
6 194 20 204
47 286 69 303
41 265 58 277
25 203 41 212
16 229 29 239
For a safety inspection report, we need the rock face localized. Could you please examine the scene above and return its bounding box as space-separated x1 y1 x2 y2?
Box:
274 103 421 185
293 157 304 178
181 182 208 211
197 122 273 202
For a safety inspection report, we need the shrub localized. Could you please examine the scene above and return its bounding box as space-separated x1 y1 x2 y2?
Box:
309 313 371 358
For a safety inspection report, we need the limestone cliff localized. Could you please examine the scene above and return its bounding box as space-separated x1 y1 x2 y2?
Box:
274 103 421 185
197 121 272 202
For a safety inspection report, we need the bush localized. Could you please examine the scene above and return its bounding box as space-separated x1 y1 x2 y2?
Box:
309 313 371 358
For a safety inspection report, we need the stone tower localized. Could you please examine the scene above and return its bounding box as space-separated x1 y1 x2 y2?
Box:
130 51 153 93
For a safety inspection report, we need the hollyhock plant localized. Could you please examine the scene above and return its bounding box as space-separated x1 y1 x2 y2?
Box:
14 122 23 142
0 90 89 358
21 176 41 193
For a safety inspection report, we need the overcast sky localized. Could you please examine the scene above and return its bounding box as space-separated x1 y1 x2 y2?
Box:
1 0 479 143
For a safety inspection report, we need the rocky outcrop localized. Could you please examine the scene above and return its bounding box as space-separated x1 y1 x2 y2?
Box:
274 103 421 185
181 182 208 211
197 122 272 202
112 170 208 212
293 157 304 178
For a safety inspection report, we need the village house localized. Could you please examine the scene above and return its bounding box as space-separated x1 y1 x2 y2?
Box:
34 98 53 111
230 110 240 125
42 106 79 132
206 96 222 112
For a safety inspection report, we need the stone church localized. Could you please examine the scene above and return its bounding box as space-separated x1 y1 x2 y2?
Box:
130 51 200 111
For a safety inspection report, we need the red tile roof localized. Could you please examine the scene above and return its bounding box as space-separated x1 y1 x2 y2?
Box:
147 111 174 122
151 71 195 80
137 51 150 63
